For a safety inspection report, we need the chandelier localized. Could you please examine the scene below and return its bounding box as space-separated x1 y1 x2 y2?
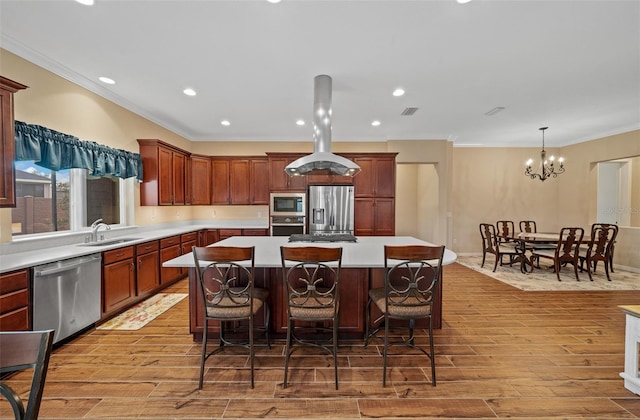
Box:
525 127 565 181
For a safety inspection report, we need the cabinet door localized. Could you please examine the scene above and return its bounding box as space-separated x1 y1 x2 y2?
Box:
375 157 396 198
211 159 230 204
354 197 375 236
230 159 251 204
352 157 376 197
373 198 395 236
250 158 270 204
137 251 159 295
158 146 174 205
191 155 211 205
103 259 135 314
204 229 219 245
0 78 27 208
172 152 186 205
0 269 30 331
160 245 182 285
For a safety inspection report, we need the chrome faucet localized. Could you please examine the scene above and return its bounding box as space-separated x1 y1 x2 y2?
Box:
90 218 111 242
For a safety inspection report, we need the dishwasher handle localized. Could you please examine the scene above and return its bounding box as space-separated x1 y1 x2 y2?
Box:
34 254 101 277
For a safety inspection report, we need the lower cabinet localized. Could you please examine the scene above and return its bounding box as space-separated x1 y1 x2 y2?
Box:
136 241 160 296
0 269 30 331
160 235 183 285
354 197 395 236
102 246 136 316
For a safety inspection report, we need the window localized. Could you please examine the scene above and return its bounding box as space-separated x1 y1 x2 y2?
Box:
12 161 131 236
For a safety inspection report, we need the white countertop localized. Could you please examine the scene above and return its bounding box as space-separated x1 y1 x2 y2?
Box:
0 220 268 273
163 236 457 268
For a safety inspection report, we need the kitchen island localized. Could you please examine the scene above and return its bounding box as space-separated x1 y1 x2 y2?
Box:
163 236 457 339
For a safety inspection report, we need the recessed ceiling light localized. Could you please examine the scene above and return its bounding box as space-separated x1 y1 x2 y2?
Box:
98 76 115 85
183 88 197 97
76 0 94 5
296 119 305 126
221 120 231 126
267 0 282 3
392 88 405 97
371 120 381 127
457 0 473 4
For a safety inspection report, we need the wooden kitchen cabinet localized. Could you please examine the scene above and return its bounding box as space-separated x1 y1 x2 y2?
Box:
354 197 395 236
352 154 396 198
267 153 307 192
180 232 198 275
211 157 230 204
190 154 211 205
0 76 28 208
199 229 219 246
230 158 251 204
136 240 160 296
160 235 183 285
250 158 269 204
219 229 242 241
138 139 188 206
0 269 30 331
102 246 136 316
242 229 268 236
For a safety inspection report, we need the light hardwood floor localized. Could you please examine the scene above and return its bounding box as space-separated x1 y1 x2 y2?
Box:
2 263 640 419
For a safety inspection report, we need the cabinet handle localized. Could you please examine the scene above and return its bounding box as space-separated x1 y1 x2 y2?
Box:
138 259 142 267
130 262 135 271
116 252 124 257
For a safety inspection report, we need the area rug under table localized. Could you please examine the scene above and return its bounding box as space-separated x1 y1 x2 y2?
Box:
456 255 640 291
97 293 187 330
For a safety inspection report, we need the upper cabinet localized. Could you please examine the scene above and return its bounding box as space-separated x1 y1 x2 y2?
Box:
267 153 307 192
190 154 211 205
138 139 189 206
350 153 397 198
212 156 269 205
0 76 28 208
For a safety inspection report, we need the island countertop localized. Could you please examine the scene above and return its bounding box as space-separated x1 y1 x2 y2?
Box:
163 236 457 268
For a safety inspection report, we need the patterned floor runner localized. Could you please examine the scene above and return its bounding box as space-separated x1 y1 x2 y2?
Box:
456 255 640 291
97 293 188 330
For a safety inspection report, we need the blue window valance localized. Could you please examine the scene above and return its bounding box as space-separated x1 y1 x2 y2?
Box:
14 121 143 180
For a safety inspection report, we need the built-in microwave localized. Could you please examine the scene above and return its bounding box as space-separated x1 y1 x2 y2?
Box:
270 192 306 216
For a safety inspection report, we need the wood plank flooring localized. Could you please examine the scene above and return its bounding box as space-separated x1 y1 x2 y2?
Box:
2 262 640 419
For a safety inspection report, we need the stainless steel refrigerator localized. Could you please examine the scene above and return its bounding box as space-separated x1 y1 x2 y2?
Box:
308 185 355 235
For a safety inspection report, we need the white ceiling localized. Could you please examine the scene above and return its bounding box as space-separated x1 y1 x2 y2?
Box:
1 0 639 147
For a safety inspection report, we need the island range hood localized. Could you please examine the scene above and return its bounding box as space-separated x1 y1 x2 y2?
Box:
285 75 361 177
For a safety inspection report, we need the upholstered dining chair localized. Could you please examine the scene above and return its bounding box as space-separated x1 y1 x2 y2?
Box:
530 227 584 281
192 246 270 389
519 220 537 234
579 224 618 281
479 223 519 272
496 220 516 243
0 329 54 420
280 246 342 389
365 244 445 387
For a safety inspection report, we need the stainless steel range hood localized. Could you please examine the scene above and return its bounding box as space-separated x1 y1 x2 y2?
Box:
285 75 361 177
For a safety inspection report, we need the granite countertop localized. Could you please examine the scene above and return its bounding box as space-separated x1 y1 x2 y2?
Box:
163 236 458 268
0 219 268 273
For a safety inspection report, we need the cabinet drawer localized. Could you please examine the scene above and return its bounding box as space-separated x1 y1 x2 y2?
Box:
242 229 268 236
219 229 242 238
160 235 181 248
136 240 159 255
0 289 29 315
103 246 135 264
0 269 28 294
181 232 197 242
0 306 29 331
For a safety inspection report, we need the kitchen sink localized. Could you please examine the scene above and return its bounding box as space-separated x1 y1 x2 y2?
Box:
80 237 142 247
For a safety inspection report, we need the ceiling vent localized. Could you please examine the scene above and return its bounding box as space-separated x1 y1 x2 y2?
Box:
401 107 419 116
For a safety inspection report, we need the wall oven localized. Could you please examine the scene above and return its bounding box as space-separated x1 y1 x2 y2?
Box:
270 192 306 217
271 216 306 236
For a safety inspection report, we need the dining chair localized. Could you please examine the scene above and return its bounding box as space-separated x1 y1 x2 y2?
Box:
579 224 618 281
0 329 54 420
479 223 520 271
519 220 537 233
365 244 445 387
192 246 270 389
530 227 584 281
280 246 342 389
593 223 619 273
496 220 516 243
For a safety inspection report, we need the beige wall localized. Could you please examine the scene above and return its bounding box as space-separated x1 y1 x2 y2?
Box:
1 48 638 270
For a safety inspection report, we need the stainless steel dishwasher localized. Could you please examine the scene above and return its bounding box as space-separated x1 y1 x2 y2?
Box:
33 253 102 344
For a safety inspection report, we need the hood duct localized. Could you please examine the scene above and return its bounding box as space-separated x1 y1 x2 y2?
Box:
285 75 361 177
